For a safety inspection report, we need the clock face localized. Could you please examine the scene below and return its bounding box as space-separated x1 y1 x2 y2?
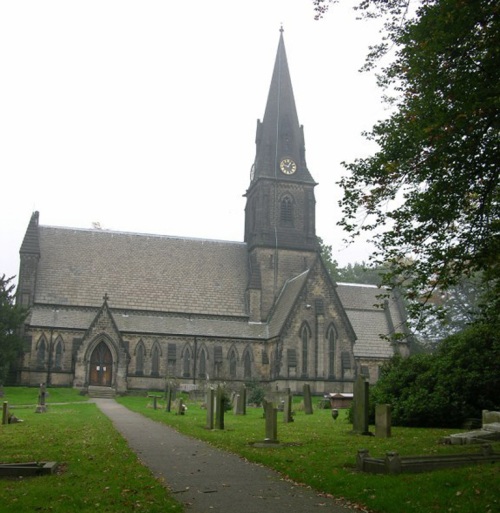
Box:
280 158 297 175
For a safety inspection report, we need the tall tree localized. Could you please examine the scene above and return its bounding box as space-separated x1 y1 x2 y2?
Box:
0 275 28 384
317 0 500 323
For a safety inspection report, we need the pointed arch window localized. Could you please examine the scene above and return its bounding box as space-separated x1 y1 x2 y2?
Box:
36 337 47 368
183 347 191 377
229 349 237 379
136 341 145 376
301 323 311 377
243 349 252 379
199 348 207 378
54 338 63 370
327 324 337 378
151 345 160 377
280 195 294 226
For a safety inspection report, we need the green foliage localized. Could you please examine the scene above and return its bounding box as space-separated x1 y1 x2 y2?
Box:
319 238 384 284
245 379 266 406
371 322 500 427
0 394 182 513
318 1 500 323
0 275 28 385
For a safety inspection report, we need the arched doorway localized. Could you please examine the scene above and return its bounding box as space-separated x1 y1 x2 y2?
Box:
89 341 113 386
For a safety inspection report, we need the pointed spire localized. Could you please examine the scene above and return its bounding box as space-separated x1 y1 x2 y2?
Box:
252 27 314 183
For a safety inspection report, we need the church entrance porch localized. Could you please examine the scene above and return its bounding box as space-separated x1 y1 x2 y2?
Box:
89 341 113 386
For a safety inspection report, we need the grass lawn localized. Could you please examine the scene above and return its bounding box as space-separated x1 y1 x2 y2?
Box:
0 387 182 513
118 393 500 513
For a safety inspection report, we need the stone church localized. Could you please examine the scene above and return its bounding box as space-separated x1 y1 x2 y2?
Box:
16 30 409 395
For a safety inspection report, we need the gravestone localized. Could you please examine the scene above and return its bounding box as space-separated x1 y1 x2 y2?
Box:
283 388 294 423
264 401 279 443
261 398 268 418
352 375 370 435
234 386 246 415
303 384 313 415
35 383 47 413
176 397 185 415
375 404 392 438
214 385 225 430
2 401 8 425
206 387 215 430
165 385 173 412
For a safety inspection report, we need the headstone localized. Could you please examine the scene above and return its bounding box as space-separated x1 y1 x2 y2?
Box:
283 388 294 423
35 383 47 413
261 398 268 418
176 397 185 415
264 401 279 443
375 404 391 438
206 387 215 430
234 386 246 415
214 385 225 430
2 401 8 425
303 384 313 415
241 386 247 415
165 385 173 412
352 375 370 434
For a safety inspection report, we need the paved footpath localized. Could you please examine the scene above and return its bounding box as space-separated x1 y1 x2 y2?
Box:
93 399 359 513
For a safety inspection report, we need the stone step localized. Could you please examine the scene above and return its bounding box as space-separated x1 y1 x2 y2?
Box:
88 386 116 399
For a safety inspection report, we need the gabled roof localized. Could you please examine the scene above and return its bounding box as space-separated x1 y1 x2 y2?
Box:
268 269 309 338
35 225 248 317
336 283 407 359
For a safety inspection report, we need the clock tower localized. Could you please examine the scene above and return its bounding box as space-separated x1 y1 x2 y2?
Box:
245 28 319 321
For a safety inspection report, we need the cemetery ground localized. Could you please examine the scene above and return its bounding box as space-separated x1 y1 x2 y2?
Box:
0 389 498 513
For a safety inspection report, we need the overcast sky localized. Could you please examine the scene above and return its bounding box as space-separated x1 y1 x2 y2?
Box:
1 1 388 286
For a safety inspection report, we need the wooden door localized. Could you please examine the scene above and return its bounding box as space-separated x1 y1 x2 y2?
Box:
89 341 113 386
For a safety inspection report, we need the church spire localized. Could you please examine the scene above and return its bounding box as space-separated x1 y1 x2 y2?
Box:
251 27 314 184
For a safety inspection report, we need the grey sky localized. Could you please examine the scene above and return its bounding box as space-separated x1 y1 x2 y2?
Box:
1 1 387 285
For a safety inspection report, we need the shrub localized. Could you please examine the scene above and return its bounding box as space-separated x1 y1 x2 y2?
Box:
370 323 500 427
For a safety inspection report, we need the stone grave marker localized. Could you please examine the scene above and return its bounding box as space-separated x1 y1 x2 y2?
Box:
165 384 173 412
375 404 391 438
214 385 225 430
2 401 8 425
206 387 215 430
283 388 294 423
234 386 246 415
176 397 185 415
352 375 370 435
264 401 279 443
35 383 47 413
303 383 313 415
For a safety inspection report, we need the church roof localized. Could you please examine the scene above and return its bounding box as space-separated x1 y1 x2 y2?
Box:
336 283 407 359
34 225 249 317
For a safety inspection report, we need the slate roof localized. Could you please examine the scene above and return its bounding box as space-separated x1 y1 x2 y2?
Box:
336 283 406 359
268 270 309 338
28 305 268 340
35 226 249 317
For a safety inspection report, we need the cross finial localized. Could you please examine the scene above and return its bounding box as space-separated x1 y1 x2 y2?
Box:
280 24 284 34
103 293 109 302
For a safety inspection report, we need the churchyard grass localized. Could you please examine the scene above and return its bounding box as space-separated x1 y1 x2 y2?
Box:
0 388 182 513
118 393 500 513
